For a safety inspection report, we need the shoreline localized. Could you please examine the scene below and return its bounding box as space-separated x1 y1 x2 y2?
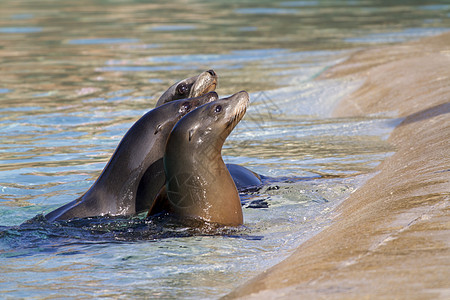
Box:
226 32 450 299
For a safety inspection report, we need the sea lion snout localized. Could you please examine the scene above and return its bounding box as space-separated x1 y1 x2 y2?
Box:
156 70 218 107
189 70 218 98
205 91 219 102
231 90 249 105
223 90 249 104
222 91 249 128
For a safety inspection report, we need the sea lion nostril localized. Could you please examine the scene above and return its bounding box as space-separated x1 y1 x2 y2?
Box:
207 70 216 77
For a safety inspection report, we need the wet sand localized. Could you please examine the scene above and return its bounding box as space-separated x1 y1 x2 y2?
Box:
226 32 450 299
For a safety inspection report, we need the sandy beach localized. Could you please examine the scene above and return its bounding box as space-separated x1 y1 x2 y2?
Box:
226 32 450 299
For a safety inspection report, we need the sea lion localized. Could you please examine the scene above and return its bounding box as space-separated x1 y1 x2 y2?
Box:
45 92 219 222
151 91 249 226
225 163 262 191
155 70 217 107
154 71 262 192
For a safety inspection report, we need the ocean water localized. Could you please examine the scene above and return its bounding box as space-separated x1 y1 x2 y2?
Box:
0 0 449 298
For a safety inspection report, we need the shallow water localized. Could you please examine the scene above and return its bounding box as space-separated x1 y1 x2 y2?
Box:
1 0 449 298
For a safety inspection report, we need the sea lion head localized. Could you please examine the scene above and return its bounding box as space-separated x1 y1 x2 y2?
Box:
170 90 249 152
154 91 220 135
156 70 217 107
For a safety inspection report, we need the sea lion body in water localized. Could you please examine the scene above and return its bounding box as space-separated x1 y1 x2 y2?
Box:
225 163 262 191
152 91 249 226
45 92 219 222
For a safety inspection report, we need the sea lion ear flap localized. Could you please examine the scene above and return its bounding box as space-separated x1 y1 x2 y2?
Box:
147 185 171 217
154 124 162 135
188 129 194 142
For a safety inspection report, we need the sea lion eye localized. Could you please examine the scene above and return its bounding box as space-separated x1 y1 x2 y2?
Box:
176 83 188 95
182 101 192 111
215 105 222 113
179 101 192 114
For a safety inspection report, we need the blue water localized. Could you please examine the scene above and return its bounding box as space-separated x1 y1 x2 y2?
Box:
0 0 449 298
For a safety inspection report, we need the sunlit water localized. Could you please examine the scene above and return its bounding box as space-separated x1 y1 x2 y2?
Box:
0 0 449 298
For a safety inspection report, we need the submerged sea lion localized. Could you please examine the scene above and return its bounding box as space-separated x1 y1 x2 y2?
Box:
45 92 219 222
155 70 217 107
150 91 249 226
225 163 262 190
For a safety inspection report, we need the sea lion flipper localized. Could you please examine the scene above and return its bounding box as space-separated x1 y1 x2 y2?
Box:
226 163 262 190
147 185 170 217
